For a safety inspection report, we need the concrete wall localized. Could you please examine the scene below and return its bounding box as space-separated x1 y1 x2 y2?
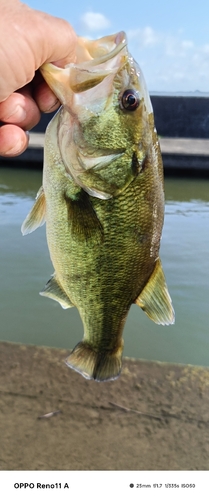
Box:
32 95 209 139
151 95 209 139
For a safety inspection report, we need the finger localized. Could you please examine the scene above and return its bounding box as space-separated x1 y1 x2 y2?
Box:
32 71 60 113
0 87 41 130
0 124 29 156
34 80 60 112
0 6 77 102
40 16 77 67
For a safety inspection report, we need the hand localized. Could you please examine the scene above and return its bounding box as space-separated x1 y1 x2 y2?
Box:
0 0 77 156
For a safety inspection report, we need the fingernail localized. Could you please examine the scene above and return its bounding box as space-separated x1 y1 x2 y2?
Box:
3 105 27 123
44 98 60 112
4 143 23 155
4 136 28 156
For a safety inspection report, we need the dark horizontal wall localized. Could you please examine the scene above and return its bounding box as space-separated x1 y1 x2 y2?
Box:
33 112 55 133
32 96 209 139
150 96 209 139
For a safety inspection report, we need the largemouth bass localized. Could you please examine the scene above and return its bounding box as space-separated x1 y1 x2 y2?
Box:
22 31 174 381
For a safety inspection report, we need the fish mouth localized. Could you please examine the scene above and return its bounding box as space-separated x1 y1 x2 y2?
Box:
40 32 137 200
40 31 128 99
75 31 127 67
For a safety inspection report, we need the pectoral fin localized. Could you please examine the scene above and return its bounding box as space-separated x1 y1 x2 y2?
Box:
40 276 74 309
135 259 175 325
21 186 46 235
64 189 103 243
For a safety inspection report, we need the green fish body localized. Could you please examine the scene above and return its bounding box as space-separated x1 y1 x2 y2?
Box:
22 32 174 381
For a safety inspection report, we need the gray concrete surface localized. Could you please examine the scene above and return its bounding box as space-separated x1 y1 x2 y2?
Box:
1 133 209 173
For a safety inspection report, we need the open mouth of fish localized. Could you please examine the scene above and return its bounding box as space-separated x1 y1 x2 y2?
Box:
41 31 128 93
71 31 128 88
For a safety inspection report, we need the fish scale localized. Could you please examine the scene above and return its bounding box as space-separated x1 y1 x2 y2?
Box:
21 31 174 381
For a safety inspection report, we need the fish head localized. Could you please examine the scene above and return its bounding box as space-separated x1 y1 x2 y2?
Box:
41 32 155 199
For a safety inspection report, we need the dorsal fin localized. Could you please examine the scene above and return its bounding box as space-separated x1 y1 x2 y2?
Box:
135 258 175 325
21 186 46 235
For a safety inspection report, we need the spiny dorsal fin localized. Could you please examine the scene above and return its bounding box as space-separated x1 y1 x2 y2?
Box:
21 186 46 235
40 275 74 309
135 258 175 325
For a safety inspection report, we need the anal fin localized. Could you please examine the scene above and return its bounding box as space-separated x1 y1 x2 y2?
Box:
40 275 74 309
21 186 46 235
135 258 175 325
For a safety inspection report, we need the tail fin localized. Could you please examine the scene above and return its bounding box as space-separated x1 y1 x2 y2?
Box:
65 341 124 382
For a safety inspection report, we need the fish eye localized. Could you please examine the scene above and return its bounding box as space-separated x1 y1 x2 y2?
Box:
121 89 140 111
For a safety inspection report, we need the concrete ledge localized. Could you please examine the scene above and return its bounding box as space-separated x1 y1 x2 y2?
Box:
1 133 209 175
0 341 209 470
160 137 209 155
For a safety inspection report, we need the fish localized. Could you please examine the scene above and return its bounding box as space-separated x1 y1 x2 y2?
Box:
21 31 175 382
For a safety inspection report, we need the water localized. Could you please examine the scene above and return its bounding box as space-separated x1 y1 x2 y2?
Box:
1 167 209 366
